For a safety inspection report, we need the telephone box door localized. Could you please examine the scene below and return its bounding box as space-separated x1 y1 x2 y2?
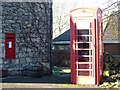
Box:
5 33 16 59
74 20 96 84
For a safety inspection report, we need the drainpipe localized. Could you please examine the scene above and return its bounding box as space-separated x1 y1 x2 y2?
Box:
49 0 53 74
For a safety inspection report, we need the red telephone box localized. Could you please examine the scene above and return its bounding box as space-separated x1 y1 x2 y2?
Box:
5 33 16 59
70 7 104 85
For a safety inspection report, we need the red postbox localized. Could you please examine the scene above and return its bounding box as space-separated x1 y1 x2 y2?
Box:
5 33 16 59
70 7 104 85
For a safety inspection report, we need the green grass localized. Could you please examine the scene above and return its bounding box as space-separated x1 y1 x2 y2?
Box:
53 66 70 76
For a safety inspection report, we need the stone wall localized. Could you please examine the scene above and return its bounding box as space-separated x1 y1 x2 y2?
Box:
1 2 52 76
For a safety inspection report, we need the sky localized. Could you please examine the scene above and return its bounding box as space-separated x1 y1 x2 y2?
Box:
53 0 118 38
53 0 118 10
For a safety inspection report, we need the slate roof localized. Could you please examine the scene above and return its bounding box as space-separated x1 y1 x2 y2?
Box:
53 28 120 44
53 30 70 41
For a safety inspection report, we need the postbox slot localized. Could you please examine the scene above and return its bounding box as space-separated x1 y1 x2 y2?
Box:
7 37 14 39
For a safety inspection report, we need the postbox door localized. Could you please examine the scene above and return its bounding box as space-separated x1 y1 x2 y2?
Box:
5 33 16 59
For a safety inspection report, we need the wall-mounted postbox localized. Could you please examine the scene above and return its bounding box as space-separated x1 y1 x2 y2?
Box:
5 33 16 59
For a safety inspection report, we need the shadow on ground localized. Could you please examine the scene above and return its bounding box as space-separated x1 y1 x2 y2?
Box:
2 75 70 84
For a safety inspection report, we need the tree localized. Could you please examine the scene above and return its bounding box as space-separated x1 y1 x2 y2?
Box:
102 0 119 32
53 1 70 39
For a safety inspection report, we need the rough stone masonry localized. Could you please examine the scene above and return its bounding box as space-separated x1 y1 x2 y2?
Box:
1 1 52 77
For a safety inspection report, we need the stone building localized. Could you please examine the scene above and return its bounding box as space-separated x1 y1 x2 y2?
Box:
0 1 52 77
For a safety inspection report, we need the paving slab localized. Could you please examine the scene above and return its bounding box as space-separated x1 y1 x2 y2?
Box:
1 75 98 88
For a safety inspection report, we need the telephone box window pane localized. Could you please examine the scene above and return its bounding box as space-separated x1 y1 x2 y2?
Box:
78 64 90 69
78 36 89 42
78 50 89 55
78 43 89 48
78 71 89 76
78 29 89 35
78 57 89 62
